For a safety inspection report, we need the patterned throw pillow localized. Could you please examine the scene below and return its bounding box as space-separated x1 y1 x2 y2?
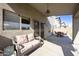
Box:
28 33 34 42
16 34 28 44
3 46 14 56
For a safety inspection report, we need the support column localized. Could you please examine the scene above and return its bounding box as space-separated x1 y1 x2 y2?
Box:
73 16 79 44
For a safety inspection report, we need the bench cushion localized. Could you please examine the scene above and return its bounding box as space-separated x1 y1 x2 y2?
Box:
21 42 33 53
27 33 34 42
30 40 40 47
15 34 28 44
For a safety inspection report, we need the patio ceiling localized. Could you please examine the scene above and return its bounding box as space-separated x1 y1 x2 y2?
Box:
29 3 78 16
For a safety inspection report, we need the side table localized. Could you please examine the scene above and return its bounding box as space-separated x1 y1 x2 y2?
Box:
11 51 16 56
35 36 44 46
0 50 3 56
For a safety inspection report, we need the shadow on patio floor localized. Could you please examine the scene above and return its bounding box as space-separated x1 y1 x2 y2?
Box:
47 35 76 56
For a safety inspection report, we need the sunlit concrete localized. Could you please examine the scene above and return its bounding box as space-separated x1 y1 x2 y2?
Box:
29 40 64 56
29 35 79 56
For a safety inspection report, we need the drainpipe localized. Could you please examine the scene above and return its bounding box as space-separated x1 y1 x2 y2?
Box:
58 17 61 28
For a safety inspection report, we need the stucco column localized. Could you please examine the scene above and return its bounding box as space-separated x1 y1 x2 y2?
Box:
73 16 79 44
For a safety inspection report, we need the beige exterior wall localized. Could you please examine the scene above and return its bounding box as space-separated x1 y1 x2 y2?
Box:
73 17 79 39
73 17 79 44
0 3 47 49
73 9 79 44
46 16 61 37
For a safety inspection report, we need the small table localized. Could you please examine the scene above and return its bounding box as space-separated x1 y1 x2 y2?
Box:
0 50 3 56
11 51 16 56
35 36 44 45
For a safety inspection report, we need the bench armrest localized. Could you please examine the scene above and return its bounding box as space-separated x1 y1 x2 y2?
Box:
35 36 44 45
12 37 24 55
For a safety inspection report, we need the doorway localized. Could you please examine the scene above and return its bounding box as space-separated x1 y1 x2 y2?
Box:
41 23 44 38
34 21 39 37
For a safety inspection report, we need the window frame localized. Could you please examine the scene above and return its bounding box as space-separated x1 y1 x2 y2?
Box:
3 9 31 31
21 16 30 30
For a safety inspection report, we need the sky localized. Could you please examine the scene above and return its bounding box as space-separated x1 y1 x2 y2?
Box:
58 15 72 27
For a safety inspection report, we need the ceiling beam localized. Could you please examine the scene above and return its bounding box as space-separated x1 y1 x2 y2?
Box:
73 4 79 17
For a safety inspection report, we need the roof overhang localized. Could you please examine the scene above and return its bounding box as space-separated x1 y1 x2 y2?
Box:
29 3 78 16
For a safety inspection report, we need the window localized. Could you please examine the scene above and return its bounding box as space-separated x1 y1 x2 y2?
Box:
3 9 30 30
3 9 20 30
21 17 30 30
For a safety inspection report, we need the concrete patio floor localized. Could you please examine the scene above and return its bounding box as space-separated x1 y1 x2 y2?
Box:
29 35 79 56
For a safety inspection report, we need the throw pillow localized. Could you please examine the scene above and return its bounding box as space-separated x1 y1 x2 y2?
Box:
3 46 14 56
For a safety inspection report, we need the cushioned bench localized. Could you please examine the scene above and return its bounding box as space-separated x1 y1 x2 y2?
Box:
13 33 43 56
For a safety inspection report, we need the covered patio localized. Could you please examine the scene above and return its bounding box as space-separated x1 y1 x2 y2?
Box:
0 3 79 56
28 3 79 56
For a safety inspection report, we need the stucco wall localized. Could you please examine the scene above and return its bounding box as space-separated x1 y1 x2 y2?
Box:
73 17 79 44
0 3 47 49
45 16 61 38
73 9 79 44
